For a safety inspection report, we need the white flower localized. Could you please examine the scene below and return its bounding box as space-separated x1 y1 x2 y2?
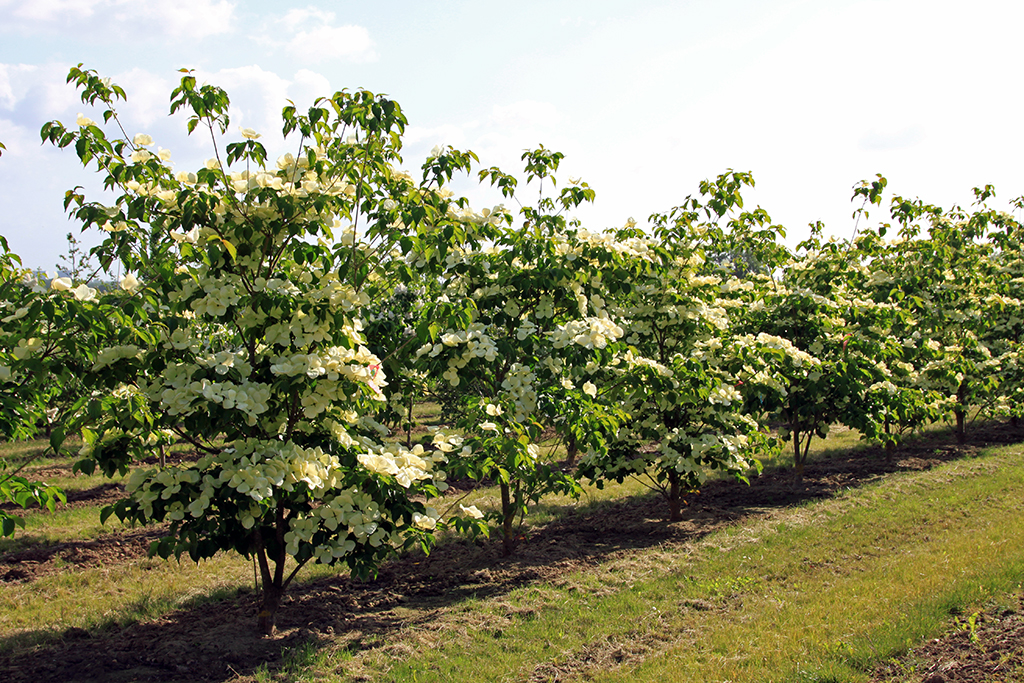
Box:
120 273 140 292
240 127 261 140
459 504 484 519
412 511 438 530
479 421 499 433
76 113 94 127
485 403 503 416
709 384 742 406
170 228 200 244
50 277 72 292
72 284 98 302
133 133 153 146
583 381 597 398
2 307 28 323
12 338 43 360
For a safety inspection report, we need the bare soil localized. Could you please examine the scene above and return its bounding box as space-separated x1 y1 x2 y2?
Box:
871 593 1024 682
2 424 1024 682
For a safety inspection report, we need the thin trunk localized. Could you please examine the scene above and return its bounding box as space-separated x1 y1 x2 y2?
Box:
883 418 895 463
159 443 166 469
405 391 414 449
668 470 682 522
563 434 579 468
251 506 290 636
500 480 515 557
253 534 279 636
257 582 284 637
955 381 968 444
792 429 805 482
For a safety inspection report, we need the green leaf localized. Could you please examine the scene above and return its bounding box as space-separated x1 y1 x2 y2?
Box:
50 425 66 453
1 515 20 537
220 238 237 260
74 458 96 476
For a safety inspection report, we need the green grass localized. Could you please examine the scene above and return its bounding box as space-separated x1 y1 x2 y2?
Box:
0 437 57 465
2 422 1021 681
0 552 253 651
0 546 350 654
0 505 135 554
323 442 1024 682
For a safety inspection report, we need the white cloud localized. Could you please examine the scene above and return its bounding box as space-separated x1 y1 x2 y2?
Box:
280 6 336 32
10 0 104 22
0 63 80 129
111 68 174 128
187 65 292 140
0 0 235 39
255 6 376 63
287 25 376 63
289 69 333 107
144 0 235 39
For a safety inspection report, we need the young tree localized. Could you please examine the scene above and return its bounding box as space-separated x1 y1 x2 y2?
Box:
0 237 141 534
414 149 632 553
42 66 485 634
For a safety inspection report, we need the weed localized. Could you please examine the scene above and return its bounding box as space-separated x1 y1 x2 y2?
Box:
954 610 982 644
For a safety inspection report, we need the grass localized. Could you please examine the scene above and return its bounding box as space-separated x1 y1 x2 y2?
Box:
0 505 134 554
2 419 1021 681
321 442 1024 682
0 544 352 653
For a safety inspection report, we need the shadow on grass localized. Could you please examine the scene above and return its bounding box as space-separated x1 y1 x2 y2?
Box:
1 420 1021 683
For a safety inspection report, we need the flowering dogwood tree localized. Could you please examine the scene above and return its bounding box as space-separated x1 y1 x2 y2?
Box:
849 184 1009 444
0 231 150 534
42 66 486 634
579 173 782 518
413 149 635 553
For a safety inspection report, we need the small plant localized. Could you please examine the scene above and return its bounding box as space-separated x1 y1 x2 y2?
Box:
954 610 982 644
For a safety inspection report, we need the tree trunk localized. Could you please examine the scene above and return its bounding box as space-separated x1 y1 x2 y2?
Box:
257 582 283 636
563 435 579 468
792 430 805 484
668 470 682 522
251 511 292 636
500 481 515 557
406 391 414 449
883 418 895 463
955 409 966 444
955 381 968 444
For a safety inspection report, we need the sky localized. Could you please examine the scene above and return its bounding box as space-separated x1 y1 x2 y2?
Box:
1 0 1022 270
